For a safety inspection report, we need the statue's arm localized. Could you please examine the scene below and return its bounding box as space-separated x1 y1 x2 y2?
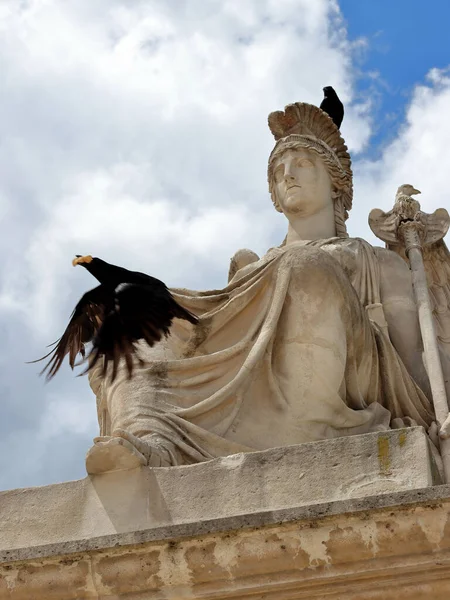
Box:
377 248 432 398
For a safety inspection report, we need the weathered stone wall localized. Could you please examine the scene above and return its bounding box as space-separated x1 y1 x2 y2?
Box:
0 428 440 553
1 487 450 599
0 428 447 599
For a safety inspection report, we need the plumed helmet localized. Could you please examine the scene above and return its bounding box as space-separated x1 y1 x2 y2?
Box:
267 102 353 216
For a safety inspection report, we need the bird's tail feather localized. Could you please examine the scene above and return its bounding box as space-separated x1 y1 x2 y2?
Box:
169 296 199 325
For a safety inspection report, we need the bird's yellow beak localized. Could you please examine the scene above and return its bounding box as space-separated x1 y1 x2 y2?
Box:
72 255 93 266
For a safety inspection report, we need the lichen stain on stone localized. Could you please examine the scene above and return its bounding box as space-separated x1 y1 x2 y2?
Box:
184 542 229 584
297 527 332 568
355 520 379 555
325 526 374 563
398 430 407 447
183 317 213 357
224 532 311 578
377 435 391 474
417 507 448 548
375 519 431 555
96 550 162 593
0 566 19 592
3 560 91 598
158 543 195 588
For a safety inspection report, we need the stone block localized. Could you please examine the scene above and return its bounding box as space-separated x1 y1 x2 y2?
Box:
0 427 440 557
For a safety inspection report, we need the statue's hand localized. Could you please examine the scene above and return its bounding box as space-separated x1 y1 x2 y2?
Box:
428 421 440 447
112 429 171 467
86 429 170 474
439 413 450 440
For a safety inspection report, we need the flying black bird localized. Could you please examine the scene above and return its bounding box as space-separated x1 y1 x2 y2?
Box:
319 86 344 129
31 255 199 382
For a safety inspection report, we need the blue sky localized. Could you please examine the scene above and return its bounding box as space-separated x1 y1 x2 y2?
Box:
341 0 450 154
1 0 450 491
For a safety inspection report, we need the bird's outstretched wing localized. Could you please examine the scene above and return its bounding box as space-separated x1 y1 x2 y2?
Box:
29 285 108 380
88 283 198 381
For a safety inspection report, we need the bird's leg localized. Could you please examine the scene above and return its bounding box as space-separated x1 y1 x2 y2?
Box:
72 255 93 266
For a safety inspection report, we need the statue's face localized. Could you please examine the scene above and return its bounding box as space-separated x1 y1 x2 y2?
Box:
272 148 333 216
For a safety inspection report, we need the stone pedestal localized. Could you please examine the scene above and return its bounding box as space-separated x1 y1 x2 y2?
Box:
1 427 448 599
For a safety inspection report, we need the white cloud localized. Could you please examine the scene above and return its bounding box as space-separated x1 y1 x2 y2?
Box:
351 67 450 245
38 393 98 440
7 0 450 491
0 0 370 335
1 0 371 490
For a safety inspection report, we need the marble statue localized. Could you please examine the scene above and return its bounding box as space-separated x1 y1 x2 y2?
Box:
86 101 444 475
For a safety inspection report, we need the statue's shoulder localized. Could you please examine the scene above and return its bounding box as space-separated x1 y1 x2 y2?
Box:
318 236 367 260
343 238 411 290
368 244 415 285
348 237 407 268
228 248 261 283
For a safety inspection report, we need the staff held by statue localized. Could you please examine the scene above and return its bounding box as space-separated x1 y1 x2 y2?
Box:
370 185 450 482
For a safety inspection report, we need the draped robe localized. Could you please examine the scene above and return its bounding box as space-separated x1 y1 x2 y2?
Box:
90 238 434 465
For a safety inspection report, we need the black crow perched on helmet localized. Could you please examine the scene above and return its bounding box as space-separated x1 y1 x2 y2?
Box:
320 86 344 129
31 255 198 382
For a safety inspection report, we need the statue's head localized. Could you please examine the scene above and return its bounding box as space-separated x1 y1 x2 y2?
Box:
270 147 333 219
267 103 353 237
